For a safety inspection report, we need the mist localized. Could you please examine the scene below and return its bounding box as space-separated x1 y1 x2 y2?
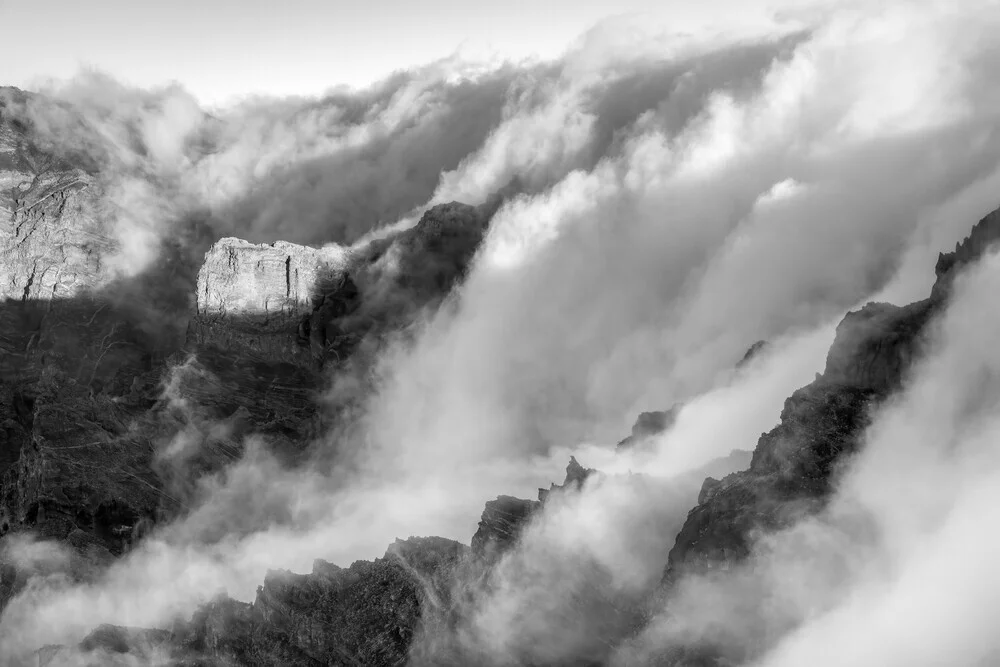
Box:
3 0 1000 663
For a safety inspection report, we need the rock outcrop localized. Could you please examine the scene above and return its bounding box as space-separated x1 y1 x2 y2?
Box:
616 407 681 452
471 495 542 559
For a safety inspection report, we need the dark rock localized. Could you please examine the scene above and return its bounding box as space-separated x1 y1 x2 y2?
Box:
820 299 933 392
171 537 464 666
616 405 682 452
617 340 769 454
736 339 770 369
563 455 595 488
932 205 1000 300
473 458 601 559
539 456 601 502
698 477 722 505
471 495 541 558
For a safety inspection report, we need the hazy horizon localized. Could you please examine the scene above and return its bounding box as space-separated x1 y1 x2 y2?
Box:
2 0 830 105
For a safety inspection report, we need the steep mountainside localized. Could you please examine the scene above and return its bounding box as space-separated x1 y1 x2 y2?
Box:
0 90 495 631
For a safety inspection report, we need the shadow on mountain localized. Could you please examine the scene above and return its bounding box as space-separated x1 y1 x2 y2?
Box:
0 196 498 626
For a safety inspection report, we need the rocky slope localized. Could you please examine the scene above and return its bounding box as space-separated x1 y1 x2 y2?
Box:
0 88 496 632
641 210 1000 666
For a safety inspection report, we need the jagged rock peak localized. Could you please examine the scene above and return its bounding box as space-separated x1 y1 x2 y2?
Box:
816 204 1000 393
933 205 1000 298
196 237 350 319
565 456 596 487
737 339 770 369
473 457 601 557
820 299 933 391
471 495 540 557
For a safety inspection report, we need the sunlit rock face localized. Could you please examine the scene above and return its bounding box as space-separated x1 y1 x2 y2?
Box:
0 88 111 303
615 407 681 453
196 238 349 320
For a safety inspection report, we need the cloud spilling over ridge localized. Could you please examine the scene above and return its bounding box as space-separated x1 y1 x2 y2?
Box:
608 245 1000 666
6 23 807 284
5 0 1000 660
360 2 1000 663
366 0 1000 462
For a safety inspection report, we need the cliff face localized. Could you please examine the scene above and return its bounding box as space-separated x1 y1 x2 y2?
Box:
0 88 109 304
0 91 170 599
616 407 681 453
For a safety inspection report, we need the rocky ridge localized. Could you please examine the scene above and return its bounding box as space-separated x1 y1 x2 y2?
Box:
641 211 1000 665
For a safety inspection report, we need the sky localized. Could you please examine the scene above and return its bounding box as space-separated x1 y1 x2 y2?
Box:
0 0 825 105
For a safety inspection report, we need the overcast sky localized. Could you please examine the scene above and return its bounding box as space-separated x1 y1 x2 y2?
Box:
0 0 827 106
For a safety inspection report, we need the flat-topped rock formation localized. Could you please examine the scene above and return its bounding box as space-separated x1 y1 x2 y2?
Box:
196 238 349 320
